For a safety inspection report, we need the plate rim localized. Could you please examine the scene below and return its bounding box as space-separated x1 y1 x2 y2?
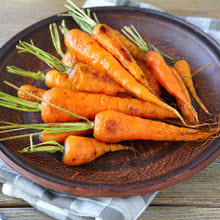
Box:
0 6 219 197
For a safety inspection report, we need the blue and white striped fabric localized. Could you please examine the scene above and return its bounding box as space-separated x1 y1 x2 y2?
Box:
0 0 219 220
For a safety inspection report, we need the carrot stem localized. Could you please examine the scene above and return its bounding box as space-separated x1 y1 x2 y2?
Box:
7 66 45 81
0 91 41 112
59 19 69 36
49 23 65 58
0 121 93 142
65 0 97 28
4 81 92 124
16 41 69 73
191 63 211 77
122 25 176 63
19 141 64 153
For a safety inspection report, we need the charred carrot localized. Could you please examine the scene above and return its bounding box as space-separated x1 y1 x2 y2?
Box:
68 62 127 95
93 110 219 143
64 29 186 124
39 129 92 144
173 60 212 115
18 85 46 103
19 136 133 166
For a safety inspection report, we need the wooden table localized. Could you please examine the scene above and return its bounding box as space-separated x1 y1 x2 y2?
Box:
0 0 219 219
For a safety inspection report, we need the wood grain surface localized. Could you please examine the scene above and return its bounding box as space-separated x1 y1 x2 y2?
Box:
0 0 219 219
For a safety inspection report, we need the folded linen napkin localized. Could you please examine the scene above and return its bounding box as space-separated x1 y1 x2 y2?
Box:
0 0 219 220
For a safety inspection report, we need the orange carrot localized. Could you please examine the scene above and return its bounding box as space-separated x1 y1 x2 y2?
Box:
93 110 218 143
173 60 212 115
63 136 133 166
19 136 133 166
7 66 72 90
121 26 199 124
145 51 187 103
0 88 177 123
64 29 185 124
68 62 127 95
169 66 198 124
62 51 80 67
41 88 177 123
112 29 146 63
92 24 157 95
63 51 161 96
138 62 161 96
18 85 46 103
39 129 92 144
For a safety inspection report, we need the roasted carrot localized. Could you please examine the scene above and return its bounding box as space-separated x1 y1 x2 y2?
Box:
62 51 80 67
0 87 177 124
93 24 157 95
64 29 186 124
18 85 46 103
7 66 72 90
173 60 212 115
93 110 219 143
68 62 127 95
64 1 174 64
64 3 157 96
122 26 198 124
41 88 177 123
63 50 161 96
12 37 128 96
19 136 133 166
138 62 161 96
169 66 198 124
112 29 146 63
39 129 92 144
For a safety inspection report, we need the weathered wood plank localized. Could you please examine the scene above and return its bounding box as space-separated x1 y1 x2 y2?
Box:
0 207 53 219
1 206 220 220
140 207 220 219
152 157 220 207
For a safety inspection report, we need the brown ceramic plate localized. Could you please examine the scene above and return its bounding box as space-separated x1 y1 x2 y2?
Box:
0 7 220 197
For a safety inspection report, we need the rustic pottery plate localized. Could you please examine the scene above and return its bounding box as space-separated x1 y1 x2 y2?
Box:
0 7 219 197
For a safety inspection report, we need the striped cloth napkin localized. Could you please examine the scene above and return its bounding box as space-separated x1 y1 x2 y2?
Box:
0 0 219 220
